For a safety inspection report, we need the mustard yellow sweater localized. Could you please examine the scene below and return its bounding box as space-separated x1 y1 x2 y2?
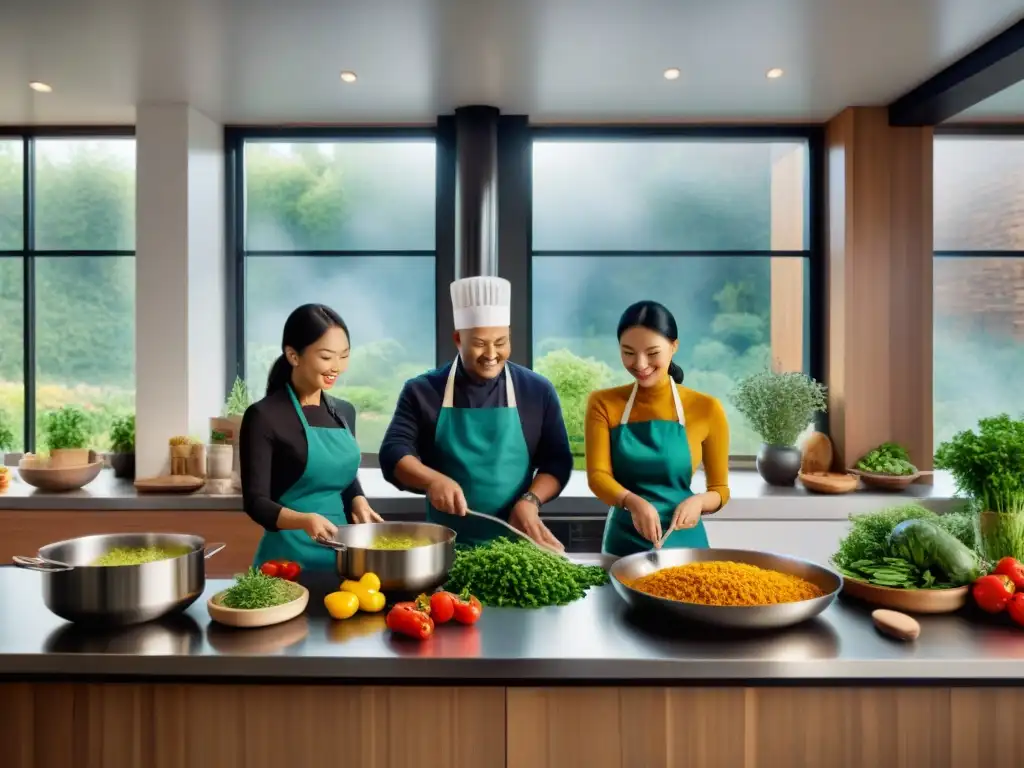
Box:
584 378 731 509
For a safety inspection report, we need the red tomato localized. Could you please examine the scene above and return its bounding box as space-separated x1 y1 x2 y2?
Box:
429 591 456 624
259 561 279 578
973 574 1015 614
386 602 434 641
452 590 482 625
278 561 301 581
995 557 1024 590
1009 593 1024 628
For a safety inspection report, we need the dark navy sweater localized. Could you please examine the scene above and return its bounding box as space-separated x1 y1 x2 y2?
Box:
378 360 574 500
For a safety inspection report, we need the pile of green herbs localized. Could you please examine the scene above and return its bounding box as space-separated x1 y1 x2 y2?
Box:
855 442 916 476
729 368 827 447
831 504 977 590
218 568 300 610
446 538 609 608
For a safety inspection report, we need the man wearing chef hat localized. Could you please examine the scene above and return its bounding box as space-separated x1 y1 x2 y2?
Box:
379 276 573 550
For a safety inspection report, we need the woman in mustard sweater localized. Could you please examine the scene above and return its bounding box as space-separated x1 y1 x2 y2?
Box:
585 301 731 560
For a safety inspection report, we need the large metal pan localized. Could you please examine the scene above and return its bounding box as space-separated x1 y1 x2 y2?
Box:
14 532 225 627
609 547 842 630
318 521 456 593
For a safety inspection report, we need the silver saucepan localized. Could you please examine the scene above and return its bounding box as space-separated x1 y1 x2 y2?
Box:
318 522 456 593
14 532 225 627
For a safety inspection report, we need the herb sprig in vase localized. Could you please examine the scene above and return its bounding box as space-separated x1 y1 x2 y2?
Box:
731 367 828 486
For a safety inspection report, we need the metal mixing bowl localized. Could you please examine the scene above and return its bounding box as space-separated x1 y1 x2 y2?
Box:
14 532 225 627
318 522 456 593
609 547 842 630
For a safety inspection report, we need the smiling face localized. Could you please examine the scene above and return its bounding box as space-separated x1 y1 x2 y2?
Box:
454 326 511 380
286 325 350 393
619 325 679 388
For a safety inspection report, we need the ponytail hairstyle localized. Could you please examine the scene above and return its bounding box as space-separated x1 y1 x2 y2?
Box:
266 303 350 396
616 300 684 384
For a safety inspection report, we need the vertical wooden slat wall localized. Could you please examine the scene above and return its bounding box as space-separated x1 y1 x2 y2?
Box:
825 107 934 471
770 144 807 374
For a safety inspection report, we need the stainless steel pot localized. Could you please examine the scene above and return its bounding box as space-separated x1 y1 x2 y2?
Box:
319 522 456 593
14 532 225 627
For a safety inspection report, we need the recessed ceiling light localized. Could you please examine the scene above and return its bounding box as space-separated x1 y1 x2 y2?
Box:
29 81 53 93
766 68 784 80
339 71 357 84
663 67 681 81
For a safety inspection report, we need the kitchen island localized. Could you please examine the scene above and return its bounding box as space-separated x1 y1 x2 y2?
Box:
0 568 1022 767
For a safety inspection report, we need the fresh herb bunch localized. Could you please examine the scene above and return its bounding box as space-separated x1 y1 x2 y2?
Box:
0 409 15 452
109 414 135 454
934 414 1024 514
41 406 90 451
856 442 916 476
445 538 609 608
831 504 975 571
219 568 299 610
730 367 827 447
223 377 253 417
837 557 953 590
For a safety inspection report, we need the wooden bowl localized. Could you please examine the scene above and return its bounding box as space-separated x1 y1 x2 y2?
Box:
134 475 205 494
841 576 969 614
799 471 858 494
17 461 103 492
207 583 309 629
848 468 930 491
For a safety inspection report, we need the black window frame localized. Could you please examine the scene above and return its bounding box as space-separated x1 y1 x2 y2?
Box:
223 125 452 468
0 126 136 454
512 124 827 464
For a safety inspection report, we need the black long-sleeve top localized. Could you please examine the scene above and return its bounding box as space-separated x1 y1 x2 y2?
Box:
239 387 365 532
378 360 574 499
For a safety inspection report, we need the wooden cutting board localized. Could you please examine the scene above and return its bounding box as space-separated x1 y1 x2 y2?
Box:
134 475 205 494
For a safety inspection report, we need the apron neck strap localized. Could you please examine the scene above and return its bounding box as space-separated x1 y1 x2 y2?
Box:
285 383 312 429
620 380 685 427
442 357 516 409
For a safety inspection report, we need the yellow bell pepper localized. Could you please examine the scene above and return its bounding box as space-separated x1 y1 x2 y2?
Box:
341 573 386 613
324 590 360 620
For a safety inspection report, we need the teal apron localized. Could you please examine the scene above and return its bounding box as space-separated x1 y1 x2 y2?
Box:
252 384 362 571
427 358 532 548
601 379 709 557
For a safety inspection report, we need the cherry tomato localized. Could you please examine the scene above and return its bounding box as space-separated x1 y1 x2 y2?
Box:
386 601 434 641
452 590 482 625
1008 593 1024 628
973 573 1015 614
278 561 301 581
259 561 279 578
429 591 456 624
995 557 1024 590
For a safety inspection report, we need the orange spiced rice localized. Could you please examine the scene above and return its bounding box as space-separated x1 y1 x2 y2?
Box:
625 561 823 606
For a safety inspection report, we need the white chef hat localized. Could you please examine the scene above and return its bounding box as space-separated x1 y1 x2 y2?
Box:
450 276 512 330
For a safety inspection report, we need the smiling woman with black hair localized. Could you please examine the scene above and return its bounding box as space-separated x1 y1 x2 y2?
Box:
585 300 731 563
240 303 381 571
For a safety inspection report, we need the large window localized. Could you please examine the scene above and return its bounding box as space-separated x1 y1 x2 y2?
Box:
531 137 813 465
934 134 1024 447
0 135 135 453
238 137 437 454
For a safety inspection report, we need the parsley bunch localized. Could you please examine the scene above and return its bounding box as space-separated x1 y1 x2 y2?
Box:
445 538 609 608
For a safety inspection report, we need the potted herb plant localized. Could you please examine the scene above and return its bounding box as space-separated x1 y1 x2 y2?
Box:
0 408 18 467
209 376 251 448
731 367 828 486
934 413 1024 562
41 406 92 468
108 414 135 479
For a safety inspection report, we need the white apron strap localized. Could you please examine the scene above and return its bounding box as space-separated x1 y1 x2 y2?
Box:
620 380 686 427
442 357 516 409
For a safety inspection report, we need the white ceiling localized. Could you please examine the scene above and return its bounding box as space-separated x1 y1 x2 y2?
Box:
2 0 1024 125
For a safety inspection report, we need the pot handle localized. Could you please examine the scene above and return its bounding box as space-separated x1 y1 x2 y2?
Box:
317 537 347 552
13 555 74 573
203 543 227 560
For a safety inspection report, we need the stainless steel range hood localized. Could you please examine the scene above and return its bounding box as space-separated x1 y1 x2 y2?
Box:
453 105 500 279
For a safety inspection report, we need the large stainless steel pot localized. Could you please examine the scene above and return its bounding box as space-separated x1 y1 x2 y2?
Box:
319 522 455 593
14 532 225 627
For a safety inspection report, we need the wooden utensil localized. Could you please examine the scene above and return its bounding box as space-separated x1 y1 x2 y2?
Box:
871 608 921 641
799 471 858 494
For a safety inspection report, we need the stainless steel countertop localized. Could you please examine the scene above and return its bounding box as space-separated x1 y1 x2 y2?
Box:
0 467 965 518
0 568 1018 683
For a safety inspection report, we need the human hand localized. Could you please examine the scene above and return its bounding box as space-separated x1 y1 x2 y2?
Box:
669 496 703 535
427 475 468 516
625 494 662 545
303 513 339 542
349 497 384 524
509 499 565 553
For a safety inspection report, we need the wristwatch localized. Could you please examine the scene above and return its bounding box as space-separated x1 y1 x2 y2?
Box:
519 491 542 509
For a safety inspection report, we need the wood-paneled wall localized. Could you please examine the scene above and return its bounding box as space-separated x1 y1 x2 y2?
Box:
826 107 934 471
3 683 1022 768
